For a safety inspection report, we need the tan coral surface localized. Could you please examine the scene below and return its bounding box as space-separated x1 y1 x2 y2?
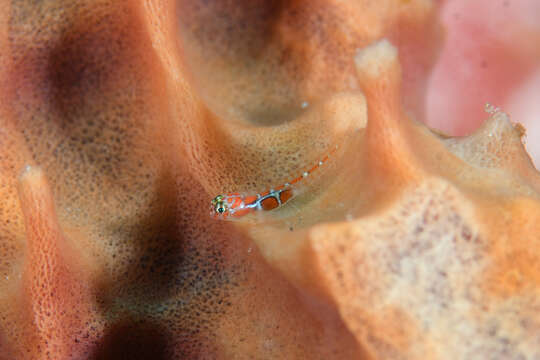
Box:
0 0 539 359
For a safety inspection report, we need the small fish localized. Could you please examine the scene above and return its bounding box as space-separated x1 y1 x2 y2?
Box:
210 145 338 220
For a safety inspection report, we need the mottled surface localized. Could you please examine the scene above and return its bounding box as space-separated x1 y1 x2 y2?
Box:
0 0 539 359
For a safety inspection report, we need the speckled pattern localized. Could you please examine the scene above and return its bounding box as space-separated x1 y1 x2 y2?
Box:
1 0 539 359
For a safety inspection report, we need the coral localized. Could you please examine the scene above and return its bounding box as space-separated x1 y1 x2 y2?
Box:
0 0 539 359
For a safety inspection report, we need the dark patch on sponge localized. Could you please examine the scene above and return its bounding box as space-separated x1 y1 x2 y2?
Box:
91 320 169 360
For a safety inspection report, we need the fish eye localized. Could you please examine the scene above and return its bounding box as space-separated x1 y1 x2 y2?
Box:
215 203 227 214
211 195 228 215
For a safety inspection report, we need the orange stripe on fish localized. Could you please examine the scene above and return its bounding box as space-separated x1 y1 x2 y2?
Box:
210 145 338 220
